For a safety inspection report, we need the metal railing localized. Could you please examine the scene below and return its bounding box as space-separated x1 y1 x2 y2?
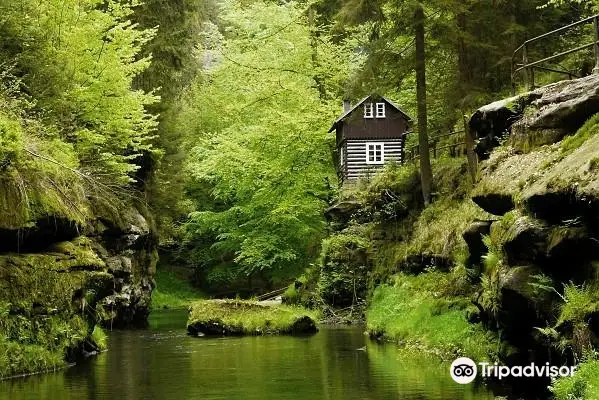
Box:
512 14 599 94
406 130 465 162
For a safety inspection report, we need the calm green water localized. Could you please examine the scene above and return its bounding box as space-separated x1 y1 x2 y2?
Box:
0 310 496 400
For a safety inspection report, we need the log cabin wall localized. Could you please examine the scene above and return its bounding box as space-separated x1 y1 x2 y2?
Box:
340 138 405 181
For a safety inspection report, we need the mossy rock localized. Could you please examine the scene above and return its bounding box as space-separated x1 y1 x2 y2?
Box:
491 214 547 266
187 300 318 336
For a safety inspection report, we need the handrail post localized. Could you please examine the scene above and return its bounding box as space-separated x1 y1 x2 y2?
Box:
594 15 599 74
463 114 477 185
523 44 533 91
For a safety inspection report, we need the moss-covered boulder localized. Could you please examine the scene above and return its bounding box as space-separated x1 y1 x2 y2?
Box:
187 300 318 336
470 74 599 156
0 238 112 378
0 202 157 378
510 75 599 152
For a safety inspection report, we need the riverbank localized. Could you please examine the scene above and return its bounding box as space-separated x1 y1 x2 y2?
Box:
151 268 205 309
366 272 502 362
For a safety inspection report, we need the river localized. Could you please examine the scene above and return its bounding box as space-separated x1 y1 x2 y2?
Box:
1 310 496 399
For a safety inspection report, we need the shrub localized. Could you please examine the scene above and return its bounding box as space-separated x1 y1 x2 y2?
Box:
317 227 370 307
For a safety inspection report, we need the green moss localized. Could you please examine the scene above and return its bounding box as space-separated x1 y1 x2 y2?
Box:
187 300 318 335
90 326 108 351
366 272 503 361
403 199 490 264
349 162 421 222
551 355 599 400
561 112 599 155
151 268 205 309
0 337 65 379
0 301 89 378
0 111 23 168
0 127 89 230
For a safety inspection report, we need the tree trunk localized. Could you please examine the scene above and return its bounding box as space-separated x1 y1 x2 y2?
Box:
308 6 326 99
414 4 432 206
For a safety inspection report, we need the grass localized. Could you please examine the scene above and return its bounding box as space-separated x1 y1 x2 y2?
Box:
0 337 65 379
90 326 108 351
152 268 205 309
560 112 599 155
187 299 318 335
366 272 504 362
403 199 490 263
551 355 599 400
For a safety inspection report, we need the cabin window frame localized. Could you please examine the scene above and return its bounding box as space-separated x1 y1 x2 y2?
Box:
364 103 374 118
365 142 384 164
375 102 386 118
339 145 344 169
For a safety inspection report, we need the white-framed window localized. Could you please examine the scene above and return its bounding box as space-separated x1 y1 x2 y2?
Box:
375 102 386 118
339 146 344 168
366 142 384 164
364 103 373 118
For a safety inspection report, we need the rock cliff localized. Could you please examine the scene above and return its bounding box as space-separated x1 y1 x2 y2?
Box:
467 74 599 364
0 200 157 377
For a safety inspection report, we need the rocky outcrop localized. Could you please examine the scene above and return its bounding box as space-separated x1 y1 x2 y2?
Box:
462 219 493 269
0 201 157 377
90 206 158 327
466 76 599 370
470 74 599 156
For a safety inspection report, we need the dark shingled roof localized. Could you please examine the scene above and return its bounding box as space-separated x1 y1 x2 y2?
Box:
328 94 412 133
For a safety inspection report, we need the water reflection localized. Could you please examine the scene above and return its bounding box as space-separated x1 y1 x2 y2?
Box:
0 310 496 400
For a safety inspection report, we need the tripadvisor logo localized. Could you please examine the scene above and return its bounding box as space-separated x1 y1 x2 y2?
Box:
450 357 477 384
450 357 577 384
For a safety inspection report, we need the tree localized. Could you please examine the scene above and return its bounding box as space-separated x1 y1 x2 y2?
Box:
414 4 433 205
175 0 354 288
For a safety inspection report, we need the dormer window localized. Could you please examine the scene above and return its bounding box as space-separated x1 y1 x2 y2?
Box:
364 103 373 118
376 103 386 118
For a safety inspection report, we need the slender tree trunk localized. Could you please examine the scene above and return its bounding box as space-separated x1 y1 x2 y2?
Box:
414 4 432 205
456 10 470 103
308 6 326 99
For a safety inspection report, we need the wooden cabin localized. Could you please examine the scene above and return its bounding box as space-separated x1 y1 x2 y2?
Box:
328 94 412 183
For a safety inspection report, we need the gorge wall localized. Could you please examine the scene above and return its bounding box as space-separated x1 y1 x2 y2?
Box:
0 200 157 378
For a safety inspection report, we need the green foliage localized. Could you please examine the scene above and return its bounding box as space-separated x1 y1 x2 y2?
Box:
480 236 505 321
551 353 599 400
561 112 599 155
0 300 89 378
352 162 421 221
152 268 205 309
366 272 501 361
0 0 158 185
187 299 318 335
90 326 108 351
317 226 370 307
134 0 218 240
177 0 356 283
0 112 22 169
558 283 599 326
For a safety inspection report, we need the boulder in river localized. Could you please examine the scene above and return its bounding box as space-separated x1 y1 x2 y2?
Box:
187 299 318 336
